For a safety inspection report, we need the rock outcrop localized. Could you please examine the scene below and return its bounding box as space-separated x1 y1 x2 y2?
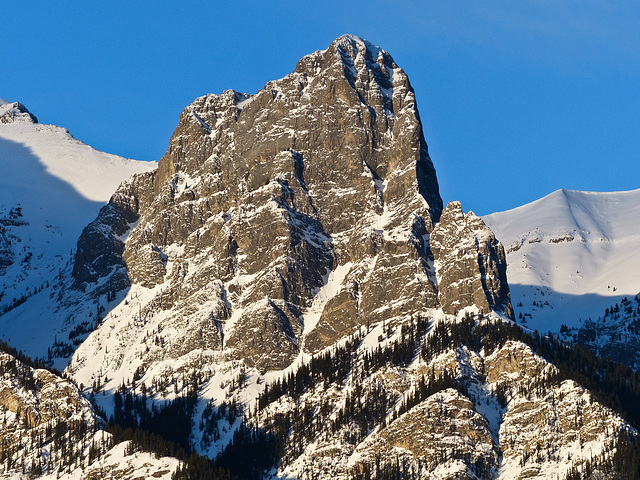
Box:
431 201 513 318
0 101 38 124
0 351 106 476
378 389 498 474
0 350 179 478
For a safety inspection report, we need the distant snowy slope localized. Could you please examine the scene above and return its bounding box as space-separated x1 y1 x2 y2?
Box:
0 99 155 353
0 99 155 201
483 188 640 333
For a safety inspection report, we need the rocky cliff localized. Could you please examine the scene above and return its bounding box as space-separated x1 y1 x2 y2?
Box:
69 36 514 388
431 201 513 318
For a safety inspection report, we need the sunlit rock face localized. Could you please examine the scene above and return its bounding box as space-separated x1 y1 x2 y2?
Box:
72 35 446 372
431 201 513 319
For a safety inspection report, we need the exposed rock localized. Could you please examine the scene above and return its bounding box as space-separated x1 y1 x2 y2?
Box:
0 101 38 124
0 224 12 272
126 243 167 288
71 170 155 294
0 353 96 429
485 341 627 480
72 202 134 293
71 35 443 373
253 318 630 480
82 441 179 480
485 340 551 384
6 34 631 480
0 351 103 472
377 389 498 478
431 201 513 318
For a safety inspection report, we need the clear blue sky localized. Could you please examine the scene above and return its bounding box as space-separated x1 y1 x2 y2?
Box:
3 1 639 215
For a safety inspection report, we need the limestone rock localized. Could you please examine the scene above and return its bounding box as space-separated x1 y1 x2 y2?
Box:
71 202 133 293
431 201 513 318
71 35 443 372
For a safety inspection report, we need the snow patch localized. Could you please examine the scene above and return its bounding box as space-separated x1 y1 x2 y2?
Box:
302 262 353 337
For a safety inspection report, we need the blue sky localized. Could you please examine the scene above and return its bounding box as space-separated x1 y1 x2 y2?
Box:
2 1 639 215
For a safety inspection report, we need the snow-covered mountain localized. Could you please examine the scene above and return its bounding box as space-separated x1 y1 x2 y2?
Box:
63 33 511 404
483 188 640 335
0 99 155 364
2 38 640 479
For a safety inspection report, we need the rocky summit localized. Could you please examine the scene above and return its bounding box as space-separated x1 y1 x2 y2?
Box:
70 34 508 377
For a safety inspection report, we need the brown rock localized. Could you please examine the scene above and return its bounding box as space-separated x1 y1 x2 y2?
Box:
431 201 513 318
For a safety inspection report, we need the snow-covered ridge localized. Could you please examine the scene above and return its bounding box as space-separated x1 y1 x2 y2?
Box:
0 100 156 202
485 189 640 248
483 188 640 333
0 99 156 359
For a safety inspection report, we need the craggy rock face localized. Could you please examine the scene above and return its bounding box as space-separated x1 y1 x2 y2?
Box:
379 389 498 474
483 341 628 480
72 35 445 371
70 36 513 378
431 201 513 319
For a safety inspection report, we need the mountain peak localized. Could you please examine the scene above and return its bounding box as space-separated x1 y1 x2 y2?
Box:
295 34 400 98
68 36 449 378
0 99 38 124
333 33 392 64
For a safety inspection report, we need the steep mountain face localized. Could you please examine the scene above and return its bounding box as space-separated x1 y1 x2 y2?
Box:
0 99 155 364
68 35 511 391
431 202 512 319
56 36 640 480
